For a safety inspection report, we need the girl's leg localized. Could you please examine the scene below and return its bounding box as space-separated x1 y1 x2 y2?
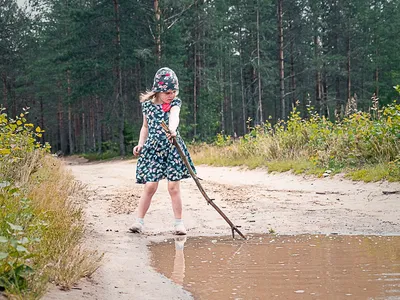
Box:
168 180 182 219
137 182 159 218
129 182 158 233
168 181 186 235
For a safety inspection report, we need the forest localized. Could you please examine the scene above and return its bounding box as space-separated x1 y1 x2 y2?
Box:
1 0 400 155
1 1 400 297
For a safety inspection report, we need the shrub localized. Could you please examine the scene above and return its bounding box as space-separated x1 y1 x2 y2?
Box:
191 90 400 181
0 109 100 299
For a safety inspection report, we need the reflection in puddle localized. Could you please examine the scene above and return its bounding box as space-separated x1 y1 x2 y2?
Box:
149 235 400 299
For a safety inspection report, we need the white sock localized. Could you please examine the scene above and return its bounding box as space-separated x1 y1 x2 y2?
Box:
137 218 144 225
175 219 183 226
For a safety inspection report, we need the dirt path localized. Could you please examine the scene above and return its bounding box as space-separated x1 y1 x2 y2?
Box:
43 158 400 300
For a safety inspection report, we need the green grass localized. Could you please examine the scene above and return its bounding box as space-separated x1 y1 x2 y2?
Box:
190 99 400 183
346 163 400 182
190 143 399 182
0 152 101 299
81 150 120 161
265 159 316 174
192 144 400 182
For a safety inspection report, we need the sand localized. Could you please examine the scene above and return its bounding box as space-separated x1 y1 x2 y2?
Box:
43 157 400 300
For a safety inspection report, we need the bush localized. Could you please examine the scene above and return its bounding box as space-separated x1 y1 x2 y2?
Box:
0 109 101 299
191 91 400 181
0 108 50 183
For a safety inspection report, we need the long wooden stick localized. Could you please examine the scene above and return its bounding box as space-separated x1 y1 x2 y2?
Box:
161 121 246 240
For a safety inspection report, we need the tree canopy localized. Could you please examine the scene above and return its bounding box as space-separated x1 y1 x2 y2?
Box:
1 0 399 154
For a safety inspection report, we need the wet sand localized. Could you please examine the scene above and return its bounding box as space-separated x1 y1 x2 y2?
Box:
43 158 400 300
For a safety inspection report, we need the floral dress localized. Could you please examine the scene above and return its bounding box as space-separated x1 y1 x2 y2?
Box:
136 98 196 184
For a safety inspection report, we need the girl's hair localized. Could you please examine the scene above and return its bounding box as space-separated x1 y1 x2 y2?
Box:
139 91 156 102
139 90 179 103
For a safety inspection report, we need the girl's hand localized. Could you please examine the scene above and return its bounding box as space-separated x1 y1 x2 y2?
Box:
167 129 177 141
133 144 143 156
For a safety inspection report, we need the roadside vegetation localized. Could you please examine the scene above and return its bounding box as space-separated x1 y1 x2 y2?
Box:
191 90 400 182
81 150 122 161
77 89 400 183
0 109 101 299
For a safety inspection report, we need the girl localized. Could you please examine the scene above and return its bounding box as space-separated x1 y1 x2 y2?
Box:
129 67 196 235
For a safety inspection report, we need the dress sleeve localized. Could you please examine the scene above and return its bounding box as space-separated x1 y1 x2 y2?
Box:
170 98 182 108
141 101 150 115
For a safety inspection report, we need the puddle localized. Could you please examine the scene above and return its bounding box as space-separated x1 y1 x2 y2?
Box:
149 235 400 299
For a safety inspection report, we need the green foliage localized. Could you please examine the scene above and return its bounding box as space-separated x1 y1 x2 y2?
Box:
123 121 141 154
265 159 317 175
100 141 119 153
0 108 46 154
192 97 400 181
388 155 400 181
0 183 40 294
346 165 387 182
81 150 120 161
0 108 50 182
0 110 100 298
3 0 400 154
346 160 400 182
215 133 233 147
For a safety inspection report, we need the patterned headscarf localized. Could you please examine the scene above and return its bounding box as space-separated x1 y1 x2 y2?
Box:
151 67 179 93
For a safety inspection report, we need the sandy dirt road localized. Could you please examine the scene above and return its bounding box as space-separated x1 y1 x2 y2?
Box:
43 158 400 300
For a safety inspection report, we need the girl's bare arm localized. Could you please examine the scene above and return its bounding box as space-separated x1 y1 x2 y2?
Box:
168 106 180 137
133 114 148 156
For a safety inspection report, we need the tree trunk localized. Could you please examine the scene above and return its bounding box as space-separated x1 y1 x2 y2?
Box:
346 34 351 102
290 35 296 109
314 35 322 114
82 101 86 153
2 73 7 109
40 97 45 143
322 70 328 117
375 48 379 97
220 50 225 133
74 114 80 152
11 80 16 118
57 100 62 152
96 96 102 153
67 70 74 154
335 75 341 119
68 103 73 154
113 0 125 156
193 34 197 138
90 97 96 151
229 58 234 136
57 84 67 154
256 2 263 124
239 26 246 135
154 0 161 64
335 32 342 119
277 0 285 119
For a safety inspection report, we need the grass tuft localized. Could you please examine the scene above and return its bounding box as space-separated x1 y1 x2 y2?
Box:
345 164 399 182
